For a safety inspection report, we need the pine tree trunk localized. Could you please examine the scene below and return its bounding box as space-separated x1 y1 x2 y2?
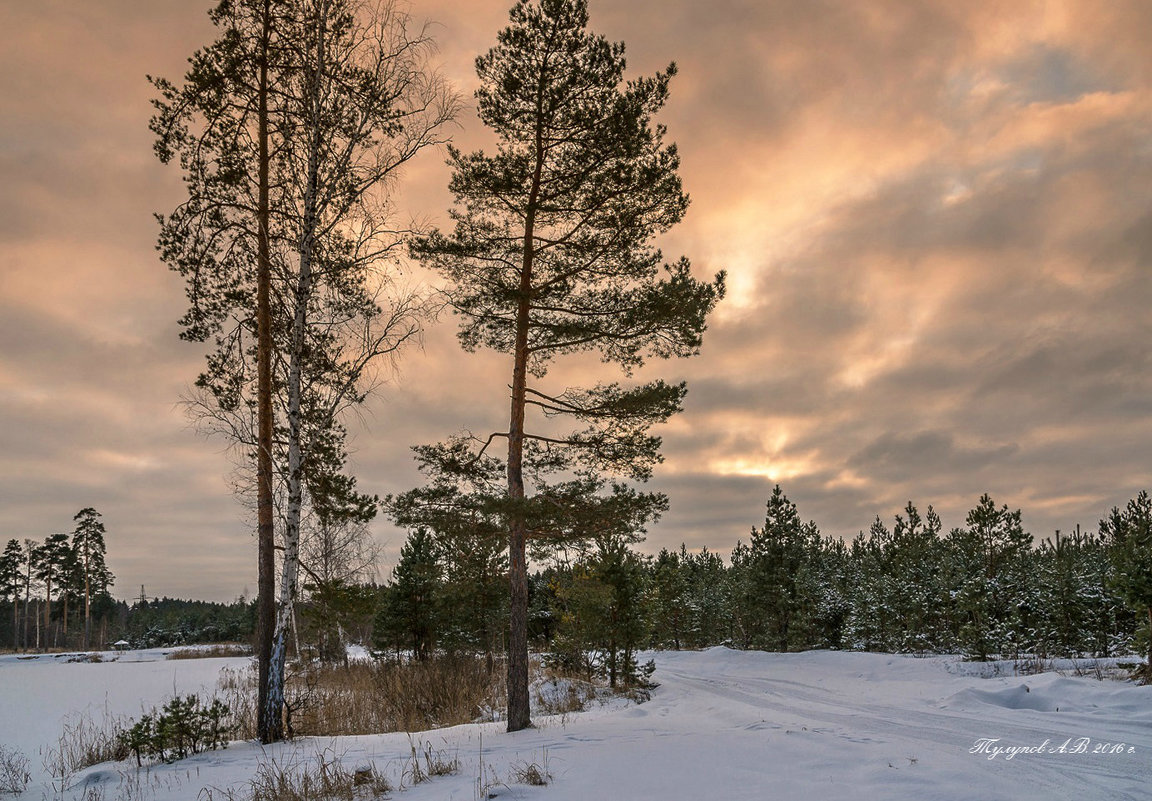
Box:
507 518 530 730
255 0 277 744
43 576 51 650
83 544 91 649
22 554 31 651
504 68 549 734
505 132 544 733
609 639 617 688
505 254 533 731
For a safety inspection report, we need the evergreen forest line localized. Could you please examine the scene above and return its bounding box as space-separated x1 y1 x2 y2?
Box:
6 486 1151 690
373 486 1152 685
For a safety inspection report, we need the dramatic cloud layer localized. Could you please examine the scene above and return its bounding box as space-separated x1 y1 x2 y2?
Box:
3 0 1151 599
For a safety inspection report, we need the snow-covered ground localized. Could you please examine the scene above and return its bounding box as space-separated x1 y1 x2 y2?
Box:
0 648 241 794
2 647 1150 799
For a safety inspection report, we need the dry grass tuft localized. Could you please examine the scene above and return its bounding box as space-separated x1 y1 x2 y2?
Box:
290 656 501 736
214 665 258 741
403 737 459 787
201 749 391 801
510 749 551 786
41 710 130 783
215 655 501 739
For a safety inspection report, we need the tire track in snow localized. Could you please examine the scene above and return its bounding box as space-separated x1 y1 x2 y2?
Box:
653 653 1152 800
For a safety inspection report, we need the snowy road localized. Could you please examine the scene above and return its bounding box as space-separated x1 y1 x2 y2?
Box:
5 648 1151 800
639 649 1152 800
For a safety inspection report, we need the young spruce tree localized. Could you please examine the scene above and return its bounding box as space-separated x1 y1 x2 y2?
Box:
399 0 723 730
1100 491 1152 671
373 528 442 660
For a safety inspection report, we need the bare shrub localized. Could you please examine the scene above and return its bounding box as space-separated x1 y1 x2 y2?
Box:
530 660 651 722
0 744 30 795
1115 660 1145 683
531 676 597 716
1013 657 1053 676
1060 658 1139 682
65 652 106 664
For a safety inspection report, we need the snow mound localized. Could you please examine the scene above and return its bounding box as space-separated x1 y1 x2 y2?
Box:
949 683 1061 712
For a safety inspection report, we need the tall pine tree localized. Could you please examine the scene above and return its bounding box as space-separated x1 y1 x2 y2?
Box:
32 533 71 649
740 485 821 651
150 0 279 739
400 0 723 730
71 507 114 648
649 548 688 650
0 540 23 649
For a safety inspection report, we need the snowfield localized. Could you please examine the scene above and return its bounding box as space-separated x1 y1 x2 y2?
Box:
2 647 1150 799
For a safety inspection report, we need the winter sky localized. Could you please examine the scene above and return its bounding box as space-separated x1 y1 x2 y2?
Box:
3 0 1152 600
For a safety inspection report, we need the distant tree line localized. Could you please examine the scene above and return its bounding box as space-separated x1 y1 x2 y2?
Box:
9 488 1148 679
123 596 257 649
370 486 1152 681
0 507 259 652
0 508 114 650
0 586 259 652
0 498 374 655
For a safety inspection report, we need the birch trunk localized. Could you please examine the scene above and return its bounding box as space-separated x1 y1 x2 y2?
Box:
266 0 326 741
